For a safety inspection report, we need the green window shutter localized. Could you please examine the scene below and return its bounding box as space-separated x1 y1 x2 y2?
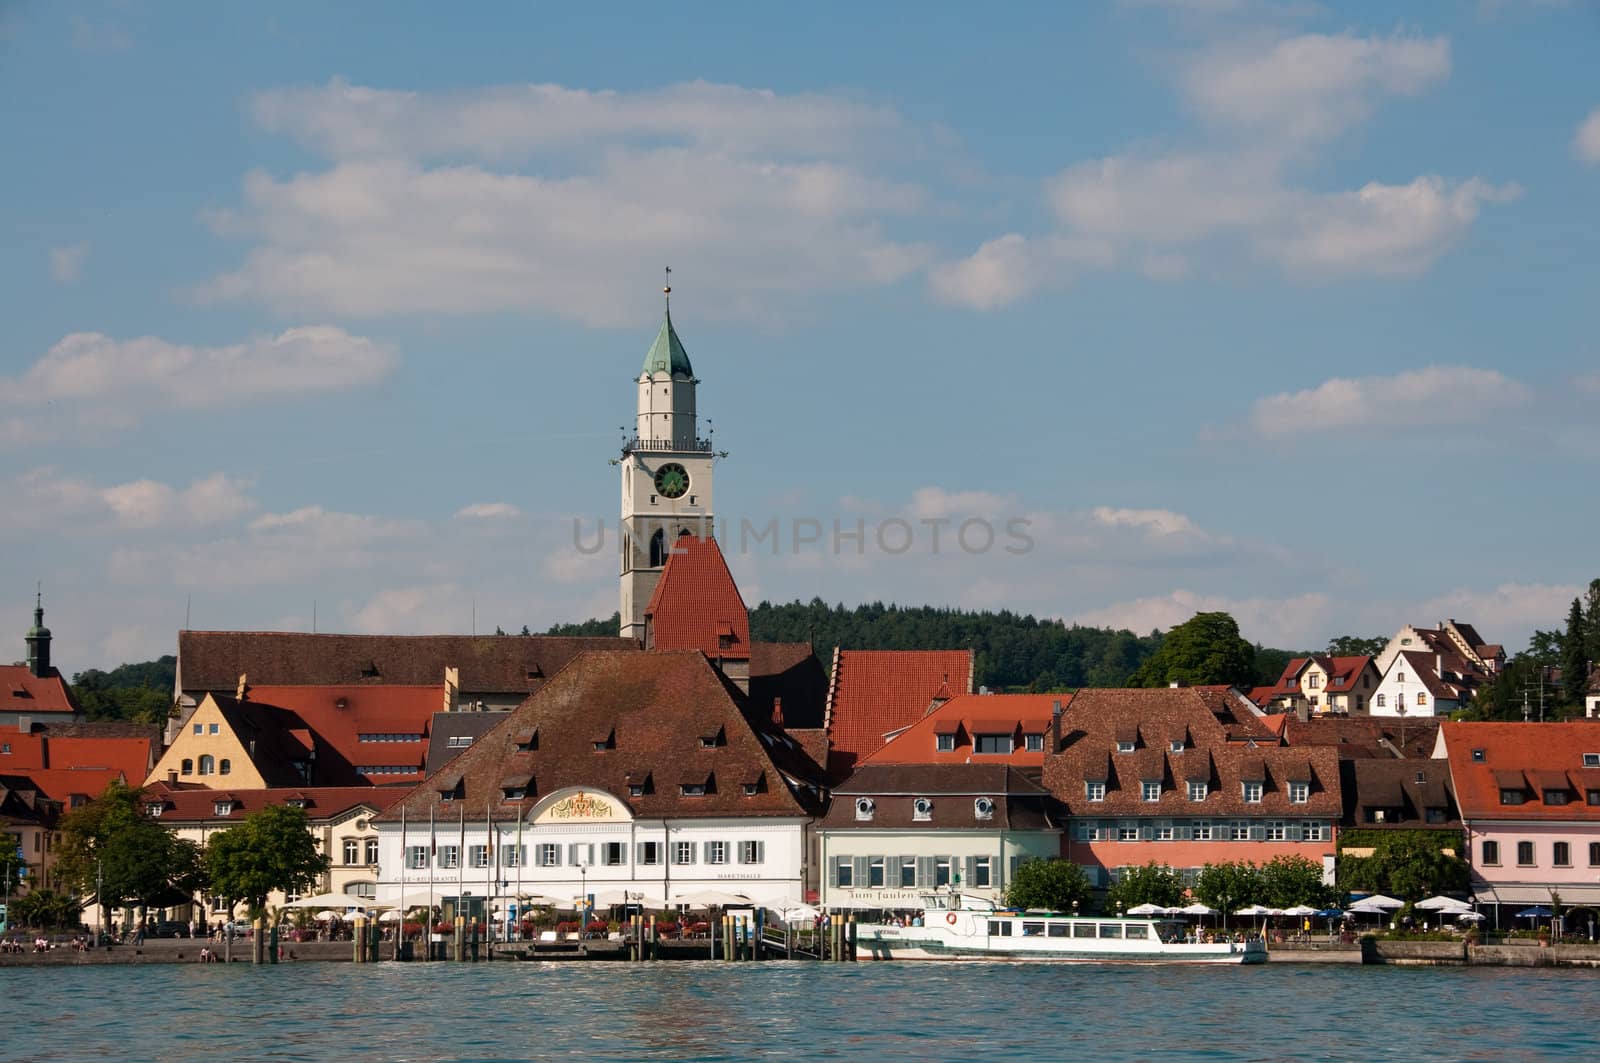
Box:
1249 825 1265 842
1287 824 1303 841
853 856 870 885
964 855 977 887
828 858 840 888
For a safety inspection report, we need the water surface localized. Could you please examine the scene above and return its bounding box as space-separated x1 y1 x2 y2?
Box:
7 962 1595 1062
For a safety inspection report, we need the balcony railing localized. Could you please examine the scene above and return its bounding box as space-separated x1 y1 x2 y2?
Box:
624 436 714 454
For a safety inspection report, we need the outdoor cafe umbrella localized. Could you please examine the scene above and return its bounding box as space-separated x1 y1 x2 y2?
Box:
1282 905 1320 917
1455 911 1486 922
1347 903 1388 916
673 890 753 908
313 910 343 922
776 904 822 924
1315 908 1345 919
1416 896 1470 911
1515 906 1553 920
1359 895 1405 910
1126 903 1168 916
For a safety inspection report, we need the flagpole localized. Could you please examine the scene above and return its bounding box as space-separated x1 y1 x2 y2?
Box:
515 808 524 943
486 797 495 953
457 804 466 930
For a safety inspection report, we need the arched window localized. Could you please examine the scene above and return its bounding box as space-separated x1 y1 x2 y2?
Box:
1376 694 1386 708
219 758 231 775
199 754 215 775
648 528 666 567
180 758 193 775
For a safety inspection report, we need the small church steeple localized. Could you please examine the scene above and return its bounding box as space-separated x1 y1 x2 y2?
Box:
26 587 52 678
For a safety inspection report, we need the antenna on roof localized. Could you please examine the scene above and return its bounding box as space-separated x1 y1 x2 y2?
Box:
312 600 317 634
185 595 191 630
472 598 477 636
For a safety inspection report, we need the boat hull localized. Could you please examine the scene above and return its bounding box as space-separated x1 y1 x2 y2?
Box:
855 926 1267 964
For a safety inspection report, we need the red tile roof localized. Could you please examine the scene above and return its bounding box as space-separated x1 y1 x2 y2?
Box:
0 665 80 715
1279 715 1440 760
17 767 129 803
823 649 973 777
1441 721 1600 821
861 693 1069 767
243 685 441 783
644 537 750 659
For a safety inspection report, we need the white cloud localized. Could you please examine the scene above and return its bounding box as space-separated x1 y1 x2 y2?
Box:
455 502 522 520
350 584 461 634
1261 176 1521 275
0 326 394 445
935 31 1507 307
1575 107 1600 165
1090 507 1202 537
1411 582 1581 641
198 80 933 325
1069 590 1332 645
0 469 256 533
49 244 87 284
1246 365 1532 437
907 487 1016 520
1182 32 1450 143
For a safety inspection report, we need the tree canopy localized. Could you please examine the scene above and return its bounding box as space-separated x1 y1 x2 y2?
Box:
1005 859 1092 913
70 656 176 725
1194 861 1263 914
1337 831 1468 901
1259 855 1334 909
1105 862 1186 913
1326 635 1388 657
205 805 329 917
1126 612 1258 689
54 782 205 921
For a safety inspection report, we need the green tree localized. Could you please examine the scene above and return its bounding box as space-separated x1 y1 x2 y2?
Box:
1194 861 1263 916
54 782 205 934
1126 612 1258 688
1259 855 1332 908
8 889 81 930
1005 859 1092 913
1326 635 1388 657
70 656 177 725
1526 630 1563 667
1105 862 1185 913
1562 598 1588 708
1585 578 1600 669
205 805 329 917
1336 832 1468 900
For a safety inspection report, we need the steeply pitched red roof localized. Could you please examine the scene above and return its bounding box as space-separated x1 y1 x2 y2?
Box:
178 631 635 694
1441 721 1600 821
644 536 750 659
823 649 973 777
377 651 819 824
0 665 80 715
242 685 440 784
861 693 1068 767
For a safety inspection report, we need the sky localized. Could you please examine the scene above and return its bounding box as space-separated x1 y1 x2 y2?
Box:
2 0 1598 675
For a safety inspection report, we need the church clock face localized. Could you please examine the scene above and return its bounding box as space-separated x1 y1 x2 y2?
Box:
654 462 690 499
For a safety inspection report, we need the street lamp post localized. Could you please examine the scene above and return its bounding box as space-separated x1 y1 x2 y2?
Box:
579 861 589 931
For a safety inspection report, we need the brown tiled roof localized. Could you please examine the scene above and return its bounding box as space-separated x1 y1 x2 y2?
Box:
178 631 635 693
1045 687 1339 817
1279 715 1441 760
376 651 819 824
747 642 827 729
423 711 507 774
824 764 1057 831
144 782 404 823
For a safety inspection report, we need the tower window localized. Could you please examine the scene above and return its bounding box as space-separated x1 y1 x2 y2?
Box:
649 529 667 566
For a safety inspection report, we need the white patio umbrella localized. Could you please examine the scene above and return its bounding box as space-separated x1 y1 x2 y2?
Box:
378 910 404 923
281 891 366 910
1347 903 1387 916
777 904 822 923
1415 896 1470 911
591 888 669 908
1361 895 1405 910
1455 911 1486 922
1179 903 1217 915
1126 902 1168 916
1282 905 1320 917
313 910 343 922
1232 905 1277 916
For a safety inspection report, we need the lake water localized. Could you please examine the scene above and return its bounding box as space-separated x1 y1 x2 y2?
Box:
4 962 1596 1062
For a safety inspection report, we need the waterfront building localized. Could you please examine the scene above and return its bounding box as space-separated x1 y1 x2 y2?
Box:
1438 721 1600 922
0 775 62 894
818 763 1061 908
134 783 402 927
1045 687 1341 889
373 650 825 918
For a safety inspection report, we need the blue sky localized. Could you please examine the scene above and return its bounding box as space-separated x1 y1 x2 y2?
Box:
2 1 1598 673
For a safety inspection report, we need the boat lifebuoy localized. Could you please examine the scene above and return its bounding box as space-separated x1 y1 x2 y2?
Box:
945 912 958 925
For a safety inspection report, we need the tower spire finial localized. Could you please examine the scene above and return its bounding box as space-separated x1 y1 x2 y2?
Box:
663 265 672 311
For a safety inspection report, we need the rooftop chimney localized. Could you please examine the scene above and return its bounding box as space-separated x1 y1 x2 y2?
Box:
1050 699 1063 754
167 769 178 785
1169 679 1186 689
771 696 785 728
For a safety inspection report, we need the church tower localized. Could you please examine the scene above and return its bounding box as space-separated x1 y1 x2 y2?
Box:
25 590 52 678
619 277 717 640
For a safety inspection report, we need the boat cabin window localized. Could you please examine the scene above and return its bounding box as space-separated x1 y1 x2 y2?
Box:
1048 923 1070 938
1073 923 1096 938
1022 921 1046 937
1098 923 1124 939
1124 924 1149 939
987 920 1012 936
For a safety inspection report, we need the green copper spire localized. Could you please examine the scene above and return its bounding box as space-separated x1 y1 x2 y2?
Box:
641 268 694 377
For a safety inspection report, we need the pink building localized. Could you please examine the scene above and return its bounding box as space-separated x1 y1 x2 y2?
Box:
1439 722 1600 928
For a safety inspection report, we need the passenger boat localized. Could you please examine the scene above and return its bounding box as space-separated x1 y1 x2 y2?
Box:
854 893 1266 964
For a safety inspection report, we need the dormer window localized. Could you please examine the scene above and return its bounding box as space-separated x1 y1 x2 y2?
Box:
1024 733 1043 752
593 729 615 752
1544 789 1569 806
503 786 526 801
1141 781 1161 802
514 729 538 753
214 800 235 817
1169 740 1185 753
974 733 1013 754
144 801 163 818
1289 782 1310 804
286 798 307 809
438 775 463 803
974 796 995 820
1242 781 1263 804
699 727 725 749
741 776 764 796
681 783 707 797
1187 781 1208 802
1584 753 1600 768
1116 740 1135 754
1472 748 1486 762
854 797 876 821
936 733 956 752
1085 781 1106 802
912 797 933 821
